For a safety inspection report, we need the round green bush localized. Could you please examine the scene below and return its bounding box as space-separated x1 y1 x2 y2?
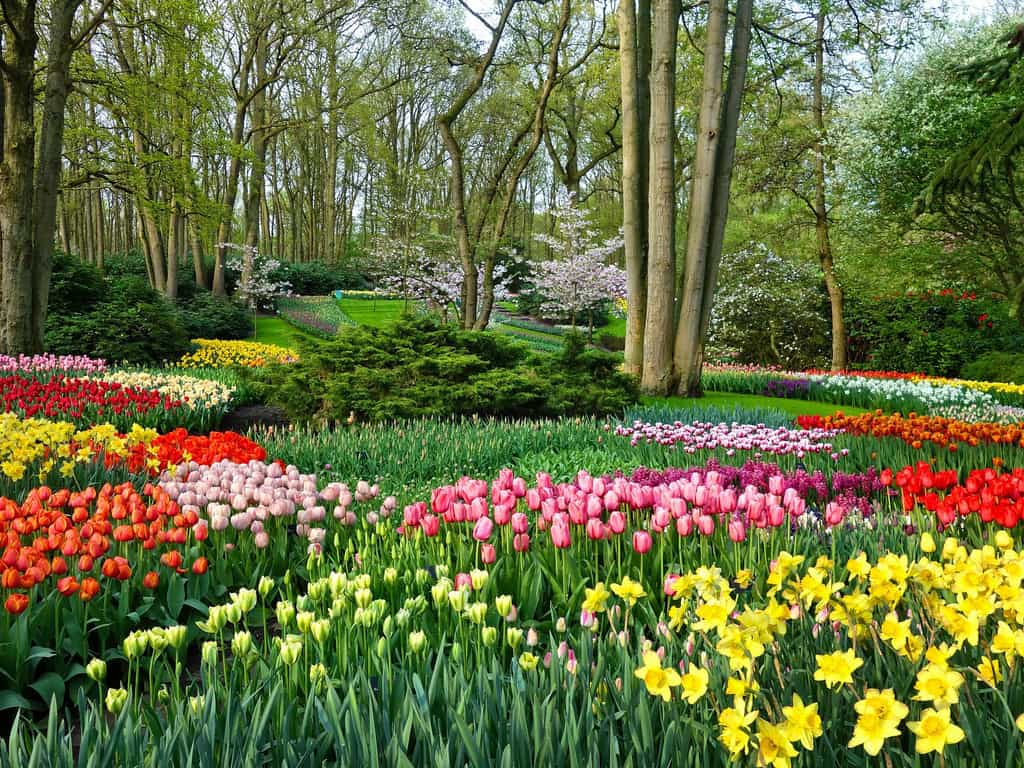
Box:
178 292 252 340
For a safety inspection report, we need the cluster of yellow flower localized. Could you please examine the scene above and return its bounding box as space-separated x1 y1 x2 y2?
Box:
0 414 157 482
99 371 235 409
176 340 298 369
638 538 1024 762
917 374 1024 398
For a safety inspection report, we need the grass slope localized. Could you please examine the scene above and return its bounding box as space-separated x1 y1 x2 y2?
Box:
648 391 869 418
253 316 309 348
336 298 412 328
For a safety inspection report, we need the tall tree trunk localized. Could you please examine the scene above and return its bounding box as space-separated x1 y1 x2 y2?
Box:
673 0 727 393
813 2 846 371
29 0 84 349
166 199 181 299
242 34 269 301
640 0 678 394
190 218 208 288
673 0 748 396
620 0 649 377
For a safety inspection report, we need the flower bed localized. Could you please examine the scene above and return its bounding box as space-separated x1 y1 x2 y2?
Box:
177 339 298 368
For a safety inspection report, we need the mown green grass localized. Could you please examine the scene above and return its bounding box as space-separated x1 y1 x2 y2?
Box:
336 298 412 328
597 316 626 338
647 391 869 418
253 316 310 348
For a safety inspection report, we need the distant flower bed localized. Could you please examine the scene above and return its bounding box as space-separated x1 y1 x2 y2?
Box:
277 296 354 337
177 340 298 369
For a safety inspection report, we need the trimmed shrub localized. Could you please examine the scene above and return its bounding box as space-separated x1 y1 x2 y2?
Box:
44 257 190 366
245 316 638 423
846 292 1024 376
179 293 252 340
961 352 1024 384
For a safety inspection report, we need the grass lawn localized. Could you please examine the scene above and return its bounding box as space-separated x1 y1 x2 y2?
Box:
253 316 310 348
337 298 413 328
598 316 626 338
647 391 869 418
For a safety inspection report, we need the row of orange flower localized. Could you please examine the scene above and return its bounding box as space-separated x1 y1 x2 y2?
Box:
797 410 1024 451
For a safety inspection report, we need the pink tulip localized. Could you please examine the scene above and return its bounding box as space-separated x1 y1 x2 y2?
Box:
719 489 737 514
526 488 542 511
551 521 571 549
403 504 422 528
603 490 620 511
652 507 671 531
825 502 844 526
512 477 527 498
472 516 494 542
586 494 603 518
254 531 269 548
469 497 488 522
431 486 454 515
767 504 785 527
632 530 652 555
586 518 605 541
455 573 472 590
676 516 693 537
576 471 592 494
609 510 626 535
580 610 595 628
728 518 746 542
663 573 680 596
513 533 531 552
768 475 783 496
511 512 529 534
696 515 715 536
480 544 496 564
494 503 513 526
421 514 440 537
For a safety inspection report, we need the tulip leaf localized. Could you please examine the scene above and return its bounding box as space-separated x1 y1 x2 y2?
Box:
166 576 185 620
0 689 34 711
184 598 209 614
25 646 55 663
28 673 64 707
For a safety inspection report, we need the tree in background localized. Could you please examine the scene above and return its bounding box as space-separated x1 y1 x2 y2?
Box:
849 20 1024 319
532 198 625 336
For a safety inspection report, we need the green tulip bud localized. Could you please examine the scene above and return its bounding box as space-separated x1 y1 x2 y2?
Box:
86 658 107 683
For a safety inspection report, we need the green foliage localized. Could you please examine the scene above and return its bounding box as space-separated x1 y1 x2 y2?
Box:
47 252 106 315
178 293 252 340
272 260 370 295
845 292 1024 375
708 245 831 369
961 351 1024 383
845 20 1024 305
44 257 190 366
246 316 638 423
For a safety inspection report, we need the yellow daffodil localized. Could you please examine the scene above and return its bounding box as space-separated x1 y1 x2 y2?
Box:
611 576 646 607
781 694 822 750
678 667 709 705
633 651 680 701
907 707 965 755
582 582 610 613
814 649 863 690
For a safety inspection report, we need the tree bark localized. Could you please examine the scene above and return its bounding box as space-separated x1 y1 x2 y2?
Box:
674 0 753 396
620 0 649 377
813 1 846 371
640 0 678 394
673 0 727 394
